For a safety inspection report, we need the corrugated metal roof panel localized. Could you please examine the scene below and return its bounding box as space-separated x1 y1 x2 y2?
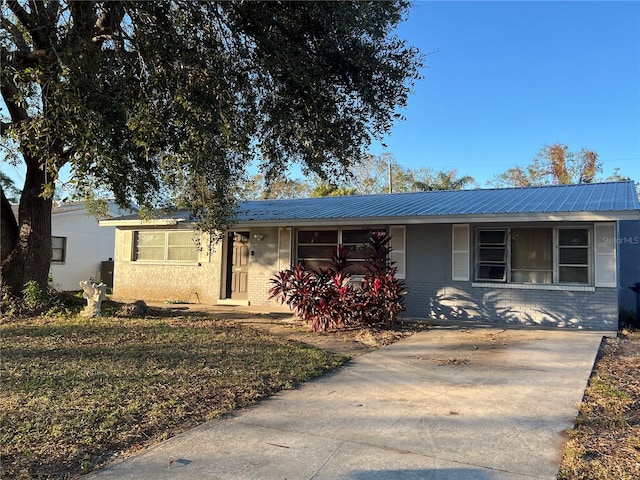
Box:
101 181 640 226
235 181 639 223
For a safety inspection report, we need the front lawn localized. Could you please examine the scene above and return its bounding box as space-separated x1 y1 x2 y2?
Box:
0 315 348 479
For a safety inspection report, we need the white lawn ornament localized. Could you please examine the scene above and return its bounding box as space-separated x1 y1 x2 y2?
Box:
80 281 108 317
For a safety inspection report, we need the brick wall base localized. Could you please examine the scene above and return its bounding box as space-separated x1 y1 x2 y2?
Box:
404 281 618 330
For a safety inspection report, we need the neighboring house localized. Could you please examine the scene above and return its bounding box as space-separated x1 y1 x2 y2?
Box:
10 201 136 291
101 181 640 330
52 201 141 291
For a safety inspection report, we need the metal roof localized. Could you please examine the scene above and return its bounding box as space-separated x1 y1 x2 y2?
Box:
235 181 640 225
101 181 640 227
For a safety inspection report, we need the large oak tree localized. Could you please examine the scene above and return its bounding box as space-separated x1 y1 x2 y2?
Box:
1 1 422 293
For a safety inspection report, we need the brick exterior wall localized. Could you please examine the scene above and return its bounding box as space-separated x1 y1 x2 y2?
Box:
246 227 285 308
404 280 618 330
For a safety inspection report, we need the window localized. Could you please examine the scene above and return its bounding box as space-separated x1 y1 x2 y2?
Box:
475 229 507 281
134 231 198 262
511 227 552 283
474 226 592 285
296 230 338 272
296 228 386 275
558 228 589 284
342 229 377 275
52 236 66 263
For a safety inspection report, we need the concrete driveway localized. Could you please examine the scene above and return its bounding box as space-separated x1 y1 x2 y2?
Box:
85 325 608 480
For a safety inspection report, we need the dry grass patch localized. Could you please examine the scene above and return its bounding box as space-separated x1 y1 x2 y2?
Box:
558 330 640 480
0 315 348 479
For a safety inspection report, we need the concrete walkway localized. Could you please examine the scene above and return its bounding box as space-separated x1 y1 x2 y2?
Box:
85 326 609 480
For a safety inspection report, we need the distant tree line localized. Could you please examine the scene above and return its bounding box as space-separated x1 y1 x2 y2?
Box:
239 152 476 199
239 142 636 200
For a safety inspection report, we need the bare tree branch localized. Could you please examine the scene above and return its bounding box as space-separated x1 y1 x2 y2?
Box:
1 17 30 52
0 74 30 125
2 46 56 66
8 0 50 48
6 0 34 30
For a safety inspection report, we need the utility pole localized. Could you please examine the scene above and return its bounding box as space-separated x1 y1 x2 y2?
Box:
388 162 393 193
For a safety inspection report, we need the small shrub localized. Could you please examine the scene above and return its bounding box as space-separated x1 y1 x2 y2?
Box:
1 281 82 319
270 231 406 331
22 280 50 310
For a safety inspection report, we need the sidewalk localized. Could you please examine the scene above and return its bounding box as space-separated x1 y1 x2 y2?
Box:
85 325 608 480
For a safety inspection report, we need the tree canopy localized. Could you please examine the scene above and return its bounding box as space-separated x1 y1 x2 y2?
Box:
490 143 602 187
1 0 422 292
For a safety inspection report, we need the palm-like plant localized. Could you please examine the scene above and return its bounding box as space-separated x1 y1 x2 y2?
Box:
411 170 475 191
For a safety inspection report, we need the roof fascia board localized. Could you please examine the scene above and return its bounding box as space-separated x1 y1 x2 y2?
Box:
233 211 640 228
100 210 639 229
99 218 184 227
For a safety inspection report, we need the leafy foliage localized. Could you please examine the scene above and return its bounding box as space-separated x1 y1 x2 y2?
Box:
491 143 603 187
241 152 475 199
0 276 80 318
1 1 423 292
410 169 475 191
359 231 406 326
21 279 49 310
1 0 422 220
311 184 358 197
269 231 406 331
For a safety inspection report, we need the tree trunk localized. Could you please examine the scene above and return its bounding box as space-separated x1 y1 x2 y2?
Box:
0 163 52 295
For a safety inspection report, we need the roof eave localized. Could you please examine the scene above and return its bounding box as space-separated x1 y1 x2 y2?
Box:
99 218 184 227
233 210 640 228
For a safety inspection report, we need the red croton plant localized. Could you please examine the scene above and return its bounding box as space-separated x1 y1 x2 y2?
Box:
269 231 406 331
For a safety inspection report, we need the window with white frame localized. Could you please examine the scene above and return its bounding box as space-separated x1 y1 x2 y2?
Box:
557 228 590 284
51 236 66 263
474 226 592 285
134 231 198 262
296 228 386 276
475 229 507 281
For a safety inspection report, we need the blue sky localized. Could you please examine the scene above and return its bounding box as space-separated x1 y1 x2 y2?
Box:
2 1 639 191
370 0 640 185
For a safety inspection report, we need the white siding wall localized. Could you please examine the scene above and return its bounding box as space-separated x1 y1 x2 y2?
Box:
50 213 116 291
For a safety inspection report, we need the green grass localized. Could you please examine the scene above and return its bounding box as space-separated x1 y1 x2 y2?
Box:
0 315 348 479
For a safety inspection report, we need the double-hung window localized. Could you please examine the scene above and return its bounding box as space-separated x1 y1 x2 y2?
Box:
474 226 592 285
51 236 66 263
557 228 590 284
134 231 198 263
